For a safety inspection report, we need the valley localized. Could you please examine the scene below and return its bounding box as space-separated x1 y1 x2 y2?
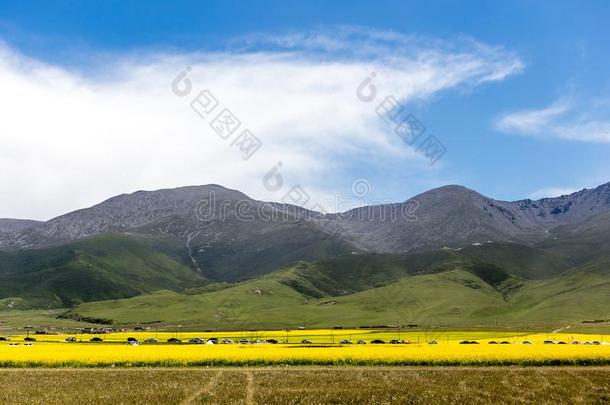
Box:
0 183 608 331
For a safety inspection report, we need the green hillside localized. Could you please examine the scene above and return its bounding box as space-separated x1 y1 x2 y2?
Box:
0 235 206 308
504 260 610 323
185 223 357 282
456 242 571 279
66 249 610 330
63 276 309 329
1 234 607 330
276 242 565 299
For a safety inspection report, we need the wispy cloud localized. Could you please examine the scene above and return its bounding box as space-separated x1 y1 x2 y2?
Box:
0 28 523 220
495 100 569 135
495 97 610 142
232 26 524 88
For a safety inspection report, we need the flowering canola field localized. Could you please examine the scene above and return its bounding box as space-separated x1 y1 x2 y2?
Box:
1 331 609 367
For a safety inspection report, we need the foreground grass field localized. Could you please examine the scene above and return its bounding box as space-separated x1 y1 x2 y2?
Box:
0 367 608 404
1 331 609 367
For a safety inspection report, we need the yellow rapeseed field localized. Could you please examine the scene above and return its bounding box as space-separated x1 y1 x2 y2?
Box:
0 331 608 367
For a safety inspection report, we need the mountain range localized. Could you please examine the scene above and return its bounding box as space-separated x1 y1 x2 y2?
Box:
1 182 609 329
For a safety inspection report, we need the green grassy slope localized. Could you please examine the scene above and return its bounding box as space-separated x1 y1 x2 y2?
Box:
187 224 357 282
276 242 563 299
456 242 571 279
0 235 206 308
68 252 610 329
2 234 607 330
63 276 309 328
504 260 610 323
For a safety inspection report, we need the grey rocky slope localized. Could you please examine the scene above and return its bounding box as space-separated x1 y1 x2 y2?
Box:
1 182 609 280
0 185 250 249
0 218 42 235
536 209 610 265
329 183 610 253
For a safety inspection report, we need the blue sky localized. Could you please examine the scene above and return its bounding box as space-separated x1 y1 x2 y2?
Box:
1 0 609 219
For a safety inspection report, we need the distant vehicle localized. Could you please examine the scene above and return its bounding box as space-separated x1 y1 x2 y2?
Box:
557 341 567 345
500 341 510 345
127 337 139 343
339 340 353 344
0 337 10 342
222 339 234 344
24 342 33 346
522 341 534 345
144 338 158 344
90 337 103 343
300 339 313 344
543 340 555 345
460 340 479 345
357 340 367 344
167 338 182 344
370 339 385 344
65 337 77 343
24 337 36 342
188 338 204 344
488 341 498 344
266 339 279 344
239 339 251 344
428 340 438 345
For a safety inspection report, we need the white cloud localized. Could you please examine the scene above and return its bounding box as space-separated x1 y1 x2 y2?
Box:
0 28 523 220
495 101 569 135
552 120 610 142
495 98 610 142
528 187 578 200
